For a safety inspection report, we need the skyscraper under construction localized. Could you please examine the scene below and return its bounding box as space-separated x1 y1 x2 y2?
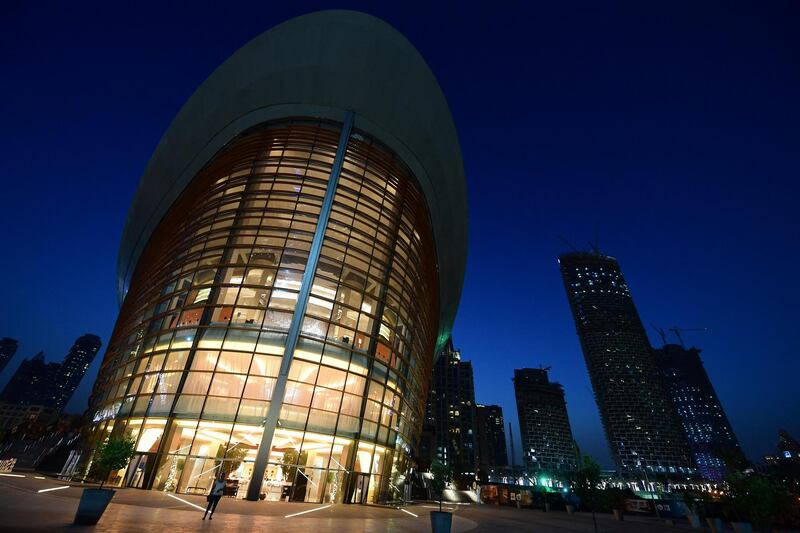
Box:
559 251 693 476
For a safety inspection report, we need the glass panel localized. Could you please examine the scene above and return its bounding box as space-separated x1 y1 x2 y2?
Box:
250 354 281 377
183 373 212 395
243 376 275 401
209 373 246 397
216 351 252 374
191 351 219 371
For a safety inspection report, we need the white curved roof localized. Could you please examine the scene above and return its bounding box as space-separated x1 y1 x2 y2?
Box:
118 10 467 349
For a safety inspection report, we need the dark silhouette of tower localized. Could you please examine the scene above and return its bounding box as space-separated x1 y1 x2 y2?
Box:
1 335 101 413
48 334 102 411
654 343 744 481
475 404 508 469
0 338 18 375
559 251 693 476
513 368 578 473
426 337 477 483
1 351 53 405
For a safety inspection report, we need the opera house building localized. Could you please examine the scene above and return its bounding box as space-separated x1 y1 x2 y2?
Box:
80 10 466 505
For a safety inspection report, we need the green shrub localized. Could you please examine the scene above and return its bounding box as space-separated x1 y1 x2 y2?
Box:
95 437 135 489
430 459 452 512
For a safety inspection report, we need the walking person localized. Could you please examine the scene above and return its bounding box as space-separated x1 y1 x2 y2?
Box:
203 471 227 520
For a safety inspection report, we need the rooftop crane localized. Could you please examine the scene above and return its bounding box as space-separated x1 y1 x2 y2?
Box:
650 325 668 347
668 326 709 348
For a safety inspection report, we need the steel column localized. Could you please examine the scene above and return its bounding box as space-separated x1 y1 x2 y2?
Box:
246 111 355 501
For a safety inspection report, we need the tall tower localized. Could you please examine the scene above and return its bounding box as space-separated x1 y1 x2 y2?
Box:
559 252 692 475
81 11 466 505
48 334 102 411
427 338 477 482
0 338 18 375
654 343 744 481
475 404 508 469
1 351 50 405
513 368 578 474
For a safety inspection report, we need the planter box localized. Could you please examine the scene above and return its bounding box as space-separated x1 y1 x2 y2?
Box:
731 522 752 533
706 517 723 533
430 510 453 533
74 488 115 525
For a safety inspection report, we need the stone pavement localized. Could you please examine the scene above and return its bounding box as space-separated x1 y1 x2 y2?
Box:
0 473 711 532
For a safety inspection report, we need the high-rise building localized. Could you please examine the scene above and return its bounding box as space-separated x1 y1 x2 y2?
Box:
559 252 693 476
0 352 54 405
513 368 578 474
653 343 744 481
777 429 800 461
426 338 477 483
47 334 102 411
0 338 18 375
475 404 508 469
81 11 466 505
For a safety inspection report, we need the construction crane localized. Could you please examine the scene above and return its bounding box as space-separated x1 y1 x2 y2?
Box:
587 222 601 255
668 326 709 348
650 325 668 347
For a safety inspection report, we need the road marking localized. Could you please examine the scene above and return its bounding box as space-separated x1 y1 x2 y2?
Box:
34 476 46 480
399 508 419 517
0 473 25 478
38 486 70 493
166 493 206 511
284 504 332 518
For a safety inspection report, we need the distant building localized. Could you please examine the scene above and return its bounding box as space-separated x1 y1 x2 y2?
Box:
559 252 693 476
0 352 54 405
475 404 508 469
47 334 101 411
0 402 59 437
761 429 800 489
513 368 578 474
654 343 744 481
0 338 18 375
0 334 100 414
776 429 800 462
426 338 477 482
417 420 437 471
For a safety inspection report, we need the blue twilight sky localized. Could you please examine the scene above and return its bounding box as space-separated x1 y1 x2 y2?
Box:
0 1 797 468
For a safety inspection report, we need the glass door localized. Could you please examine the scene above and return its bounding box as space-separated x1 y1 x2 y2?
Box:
351 473 370 504
125 454 148 488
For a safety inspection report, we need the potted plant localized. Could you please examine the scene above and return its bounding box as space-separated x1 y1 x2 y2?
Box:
74 437 135 525
682 492 701 528
703 497 724 533
429 459 453 533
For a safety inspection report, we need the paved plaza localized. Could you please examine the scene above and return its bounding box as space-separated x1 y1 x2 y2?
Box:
2 473 709 532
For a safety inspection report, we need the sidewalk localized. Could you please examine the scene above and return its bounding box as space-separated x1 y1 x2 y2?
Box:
0 473 706 532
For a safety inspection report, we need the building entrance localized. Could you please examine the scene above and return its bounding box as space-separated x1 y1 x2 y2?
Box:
351 473 370 504
125 454 148 488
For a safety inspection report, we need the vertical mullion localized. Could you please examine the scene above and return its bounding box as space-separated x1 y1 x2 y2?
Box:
246 111 355 501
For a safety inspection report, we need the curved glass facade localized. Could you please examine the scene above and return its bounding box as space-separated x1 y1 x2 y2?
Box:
84 119 439 504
